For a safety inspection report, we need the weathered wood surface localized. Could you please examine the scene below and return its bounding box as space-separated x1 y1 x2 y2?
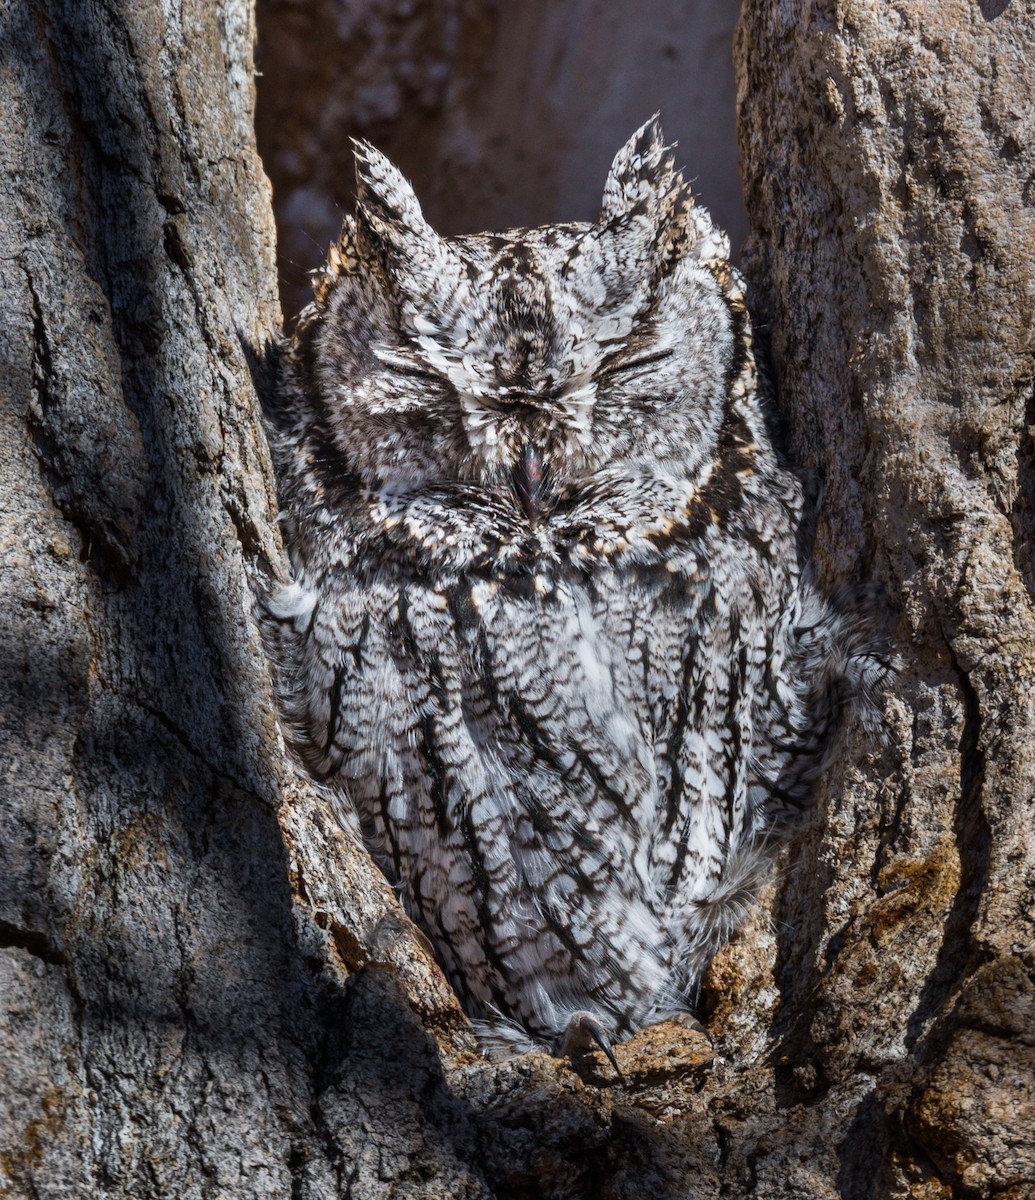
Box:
0 2 462 1195
731 2 1035 1195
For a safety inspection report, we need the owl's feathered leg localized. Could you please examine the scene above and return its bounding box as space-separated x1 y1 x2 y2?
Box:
560 1010 624 1079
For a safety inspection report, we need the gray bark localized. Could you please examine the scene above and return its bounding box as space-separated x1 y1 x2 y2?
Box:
729 2 1035 1196
2 1 1033 1198
0 1 463 1195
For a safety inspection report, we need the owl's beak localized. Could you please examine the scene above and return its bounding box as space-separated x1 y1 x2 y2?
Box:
510 441 554 526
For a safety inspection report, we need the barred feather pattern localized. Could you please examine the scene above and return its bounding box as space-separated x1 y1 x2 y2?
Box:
260 118 889 1055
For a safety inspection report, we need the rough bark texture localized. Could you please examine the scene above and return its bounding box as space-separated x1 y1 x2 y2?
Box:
0 2 463 1196
253 0 746 318
729 2 1035 1196
2 1 1034 1198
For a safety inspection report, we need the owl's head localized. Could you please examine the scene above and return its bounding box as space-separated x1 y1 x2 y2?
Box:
292 118 752 517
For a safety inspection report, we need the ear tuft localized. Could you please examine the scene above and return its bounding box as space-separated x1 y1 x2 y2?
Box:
600 115 685 224
352 139 433 251
348 141 473 341
600 118 729 269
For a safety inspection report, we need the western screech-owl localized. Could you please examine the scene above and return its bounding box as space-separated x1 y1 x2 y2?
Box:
260 119 886 1066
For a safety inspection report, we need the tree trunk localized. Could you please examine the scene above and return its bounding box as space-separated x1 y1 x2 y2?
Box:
2 1 1032 1198
1 2 464 1196
729 2 1035 1196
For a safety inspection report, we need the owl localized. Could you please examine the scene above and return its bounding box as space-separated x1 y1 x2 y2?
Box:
260 118 887 1069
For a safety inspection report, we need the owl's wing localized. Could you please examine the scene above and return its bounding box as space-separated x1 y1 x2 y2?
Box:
628 545 791 986
642 543 888 989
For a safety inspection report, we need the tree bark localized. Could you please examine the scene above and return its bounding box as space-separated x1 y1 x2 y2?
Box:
2 1 1033 1198
729 2 1035 1196
1 2 465 1196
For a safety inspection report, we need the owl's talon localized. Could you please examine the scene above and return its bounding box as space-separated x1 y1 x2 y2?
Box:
670 1010 708 1036
561 1011 624 1078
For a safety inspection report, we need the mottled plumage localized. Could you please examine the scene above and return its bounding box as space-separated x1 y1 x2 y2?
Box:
260 119 887 1059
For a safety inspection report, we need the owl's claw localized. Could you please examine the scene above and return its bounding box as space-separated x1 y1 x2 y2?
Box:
561 1010 624 1078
